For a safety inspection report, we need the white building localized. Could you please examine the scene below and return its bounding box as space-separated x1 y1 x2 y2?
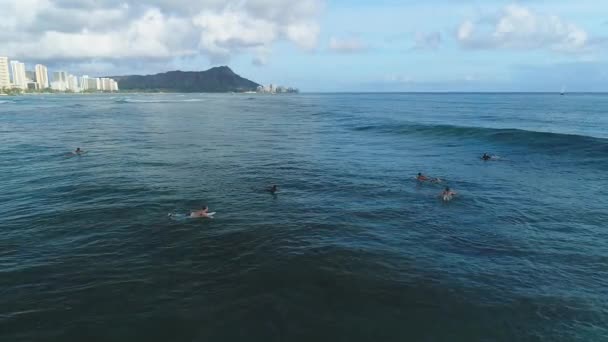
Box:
99 77 117 91
79 75 89 91
103 78 110 91
87 78 98 90
0 57 10 89
66 74 80 92
110 79 118 91
10 60 27 89
51 71 68 91
35 64 49 89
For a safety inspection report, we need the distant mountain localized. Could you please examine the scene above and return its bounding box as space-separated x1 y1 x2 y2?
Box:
109 66 260 93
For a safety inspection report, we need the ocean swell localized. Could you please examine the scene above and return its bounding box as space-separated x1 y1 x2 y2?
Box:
353 122 608 157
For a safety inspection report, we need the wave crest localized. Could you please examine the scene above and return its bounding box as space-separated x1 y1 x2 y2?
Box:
114 98 204 104
354 122 608 156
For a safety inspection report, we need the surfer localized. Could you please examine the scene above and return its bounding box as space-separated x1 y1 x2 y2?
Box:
416 173 429 181
67 147 85 156
482 153 492 161
441 187 457 201
190 206 211 218
267 185 278 194
417 173 442 183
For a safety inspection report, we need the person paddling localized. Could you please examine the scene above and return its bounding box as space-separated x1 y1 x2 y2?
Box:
190 206 211 218
417 173 441 183
416 173 429 181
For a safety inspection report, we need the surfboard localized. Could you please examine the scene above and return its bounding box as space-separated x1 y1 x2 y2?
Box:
168 212 216 220
189 212 215 219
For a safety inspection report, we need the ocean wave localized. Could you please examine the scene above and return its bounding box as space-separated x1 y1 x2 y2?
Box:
114 98 204 104
353 122 608 156
0 100 15 104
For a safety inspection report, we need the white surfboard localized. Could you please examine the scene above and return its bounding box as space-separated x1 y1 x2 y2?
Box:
168 212 216 219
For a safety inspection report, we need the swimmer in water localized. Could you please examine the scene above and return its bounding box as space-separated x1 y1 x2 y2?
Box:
267 185 278 194
482 153 492 161
441 187 457 201
417 173 442 183
66 147 85 156
190 206 211 218
416 173 429 181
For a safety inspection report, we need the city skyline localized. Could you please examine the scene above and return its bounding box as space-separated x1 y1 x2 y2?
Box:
0 56 118 93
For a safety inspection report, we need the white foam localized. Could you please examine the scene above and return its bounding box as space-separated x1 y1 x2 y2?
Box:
115 98 204 104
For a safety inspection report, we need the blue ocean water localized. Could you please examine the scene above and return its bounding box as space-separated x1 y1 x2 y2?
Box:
1 93 607 341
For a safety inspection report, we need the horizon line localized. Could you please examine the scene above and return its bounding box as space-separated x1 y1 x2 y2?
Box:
301 91 608 94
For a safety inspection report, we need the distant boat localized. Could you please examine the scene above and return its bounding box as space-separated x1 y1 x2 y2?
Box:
560 86 566 95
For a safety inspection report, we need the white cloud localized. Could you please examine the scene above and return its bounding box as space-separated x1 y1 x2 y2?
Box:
193 11 278 59
328 36 368 53
4 9 194 60
0 0 323 65
457 5 589 52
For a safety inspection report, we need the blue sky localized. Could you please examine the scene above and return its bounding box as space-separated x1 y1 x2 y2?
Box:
241 0 608 91
1 0 607 91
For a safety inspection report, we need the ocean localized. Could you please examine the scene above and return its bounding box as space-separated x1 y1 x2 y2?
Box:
1 93 607 341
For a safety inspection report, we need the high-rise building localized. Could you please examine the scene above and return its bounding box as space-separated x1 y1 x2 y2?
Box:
79 75 89 91
10 60 27 89
25 70 39 90
66 74 79 92
51 71 68 91
101 78 113 91
35 64 49 89
87 78 98 90
0 57 10 89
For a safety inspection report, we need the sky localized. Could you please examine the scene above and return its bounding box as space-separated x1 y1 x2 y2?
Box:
1 0 607 92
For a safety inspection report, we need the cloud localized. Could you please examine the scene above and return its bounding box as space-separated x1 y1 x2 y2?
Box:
328 36 368 53
0 0 322 66
413 31 442 50
457 5 589 52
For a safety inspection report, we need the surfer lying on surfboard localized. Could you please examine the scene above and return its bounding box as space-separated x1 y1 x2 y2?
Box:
481 153 501 161
66 147 87 156
417 173 442 183
190 206 213 218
